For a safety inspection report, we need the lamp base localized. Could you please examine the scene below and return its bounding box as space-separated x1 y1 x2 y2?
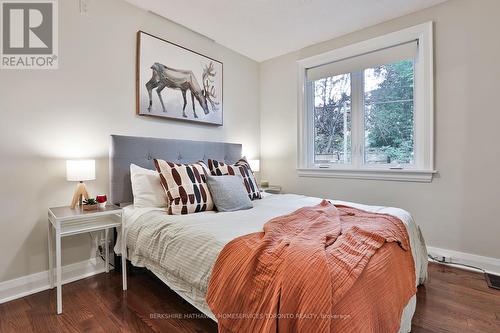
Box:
70 182 90 209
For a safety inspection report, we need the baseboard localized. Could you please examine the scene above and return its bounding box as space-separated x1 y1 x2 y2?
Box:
0 258 110 304
2 247 497 304
427 246 500 276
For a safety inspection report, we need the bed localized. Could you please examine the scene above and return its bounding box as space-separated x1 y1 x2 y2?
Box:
110 135 428 333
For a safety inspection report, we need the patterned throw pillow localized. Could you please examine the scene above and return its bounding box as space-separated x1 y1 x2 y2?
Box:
153 159 214 215
207 158 262 200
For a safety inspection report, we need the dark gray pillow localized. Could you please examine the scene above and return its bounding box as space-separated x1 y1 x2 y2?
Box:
206 175 253 212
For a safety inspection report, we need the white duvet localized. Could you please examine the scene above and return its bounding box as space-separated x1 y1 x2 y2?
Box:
115 193 428 333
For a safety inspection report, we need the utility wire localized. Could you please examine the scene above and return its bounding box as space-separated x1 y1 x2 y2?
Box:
89 233 115 268
427 253 485 273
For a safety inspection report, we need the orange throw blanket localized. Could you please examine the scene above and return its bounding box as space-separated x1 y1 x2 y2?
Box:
206 201 416 333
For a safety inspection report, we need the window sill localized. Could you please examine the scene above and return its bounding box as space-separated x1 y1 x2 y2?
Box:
297 167 436 182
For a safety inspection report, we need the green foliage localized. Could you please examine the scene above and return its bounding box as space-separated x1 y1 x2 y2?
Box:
365 60 414 164
83 198 98 205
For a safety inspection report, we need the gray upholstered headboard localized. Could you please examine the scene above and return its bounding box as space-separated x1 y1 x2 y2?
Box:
109 135 242 205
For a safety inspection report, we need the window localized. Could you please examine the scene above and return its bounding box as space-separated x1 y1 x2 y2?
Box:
313 73 352 165
298 23 434 182
363 60 414 166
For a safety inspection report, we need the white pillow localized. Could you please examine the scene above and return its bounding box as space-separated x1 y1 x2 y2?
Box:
130 164 167 208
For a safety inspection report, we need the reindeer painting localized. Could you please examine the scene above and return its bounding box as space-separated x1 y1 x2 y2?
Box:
137 31 223 125
145 62 219 118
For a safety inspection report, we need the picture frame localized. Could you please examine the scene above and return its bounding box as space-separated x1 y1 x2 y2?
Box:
136 31 223 126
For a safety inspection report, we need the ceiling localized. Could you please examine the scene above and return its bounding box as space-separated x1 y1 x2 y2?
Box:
124 0 446 62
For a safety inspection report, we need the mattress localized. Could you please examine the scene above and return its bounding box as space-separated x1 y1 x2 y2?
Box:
115 193 428 333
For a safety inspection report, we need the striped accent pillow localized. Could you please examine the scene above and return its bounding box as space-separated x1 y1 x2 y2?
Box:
153 159 214 215
208 158 262 200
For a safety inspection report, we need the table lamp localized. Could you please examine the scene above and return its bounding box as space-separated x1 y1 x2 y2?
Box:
67 160 95 209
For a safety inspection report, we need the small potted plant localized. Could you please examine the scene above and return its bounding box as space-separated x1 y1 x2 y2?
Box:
82 198 98 211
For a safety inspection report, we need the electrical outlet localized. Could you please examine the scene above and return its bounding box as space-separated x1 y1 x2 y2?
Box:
99 238 107 247
436 255 453 263
99 239 110 253
79 0 90 14
429 253 453 263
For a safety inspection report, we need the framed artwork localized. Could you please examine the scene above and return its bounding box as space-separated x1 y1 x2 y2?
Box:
136 31 223 125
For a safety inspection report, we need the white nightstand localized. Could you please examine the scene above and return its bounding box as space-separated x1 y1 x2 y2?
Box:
47 205 127 314
261 185 282 194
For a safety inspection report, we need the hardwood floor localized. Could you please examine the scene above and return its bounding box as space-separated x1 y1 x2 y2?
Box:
412 263 500 333
0 263 498 332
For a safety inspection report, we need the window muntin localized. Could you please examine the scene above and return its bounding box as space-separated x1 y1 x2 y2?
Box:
313 73 352 164
363 60 415 165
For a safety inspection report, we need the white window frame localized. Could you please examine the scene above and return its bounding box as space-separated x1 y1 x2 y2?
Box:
297 22 436 182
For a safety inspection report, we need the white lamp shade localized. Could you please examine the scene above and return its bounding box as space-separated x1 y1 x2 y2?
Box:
248 159 260 172
66 160 95 181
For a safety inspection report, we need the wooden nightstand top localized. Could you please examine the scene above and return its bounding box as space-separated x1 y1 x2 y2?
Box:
48 205 122 221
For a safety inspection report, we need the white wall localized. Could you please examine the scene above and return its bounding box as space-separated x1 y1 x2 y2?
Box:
0 0 260 282
260 0 500 260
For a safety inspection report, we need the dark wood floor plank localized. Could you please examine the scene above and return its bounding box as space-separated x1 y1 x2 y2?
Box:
1 297 36 333
24 291 68 333
0 262 498 333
